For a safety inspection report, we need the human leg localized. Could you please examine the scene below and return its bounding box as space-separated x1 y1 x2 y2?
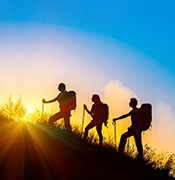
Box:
134 131 143 159
64 114 71 132
84 121 96 139
118 130 134 153
49 111 64 126
96 123 103 145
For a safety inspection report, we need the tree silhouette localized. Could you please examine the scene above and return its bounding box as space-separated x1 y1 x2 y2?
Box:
14 94 27 120
1 94 27 120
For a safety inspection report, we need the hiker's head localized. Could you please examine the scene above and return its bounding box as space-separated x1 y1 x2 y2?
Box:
129 98 138 108
58 83 66 92
92 94 101 104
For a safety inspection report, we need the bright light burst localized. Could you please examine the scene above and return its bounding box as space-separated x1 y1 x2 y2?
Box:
25 106 35 117
0 119 84 179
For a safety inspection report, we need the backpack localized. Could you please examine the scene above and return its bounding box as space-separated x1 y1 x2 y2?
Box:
96 103 109 123
101 103 109 122
67 91 77 110
139 103 152 131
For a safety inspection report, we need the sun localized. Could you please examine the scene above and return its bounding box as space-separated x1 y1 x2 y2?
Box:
26 106 35 116
20 106 36 122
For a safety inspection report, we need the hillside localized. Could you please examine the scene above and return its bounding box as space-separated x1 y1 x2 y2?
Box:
0 118 174 180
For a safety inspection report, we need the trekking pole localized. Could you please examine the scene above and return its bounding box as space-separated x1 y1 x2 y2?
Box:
81 108 85 137
113 121 117 150
41 100 44 122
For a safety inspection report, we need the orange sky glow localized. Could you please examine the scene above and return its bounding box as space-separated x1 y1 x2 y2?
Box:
1 22 175 154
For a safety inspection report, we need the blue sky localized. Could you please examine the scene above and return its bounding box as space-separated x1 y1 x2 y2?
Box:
0 0 175 71
0 0 175 153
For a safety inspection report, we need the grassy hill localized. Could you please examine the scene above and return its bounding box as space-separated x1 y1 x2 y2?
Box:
0 117 174 180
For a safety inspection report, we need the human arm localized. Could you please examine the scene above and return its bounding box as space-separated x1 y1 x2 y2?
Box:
42 95 58 104
113 112 131 122
83 104 92 116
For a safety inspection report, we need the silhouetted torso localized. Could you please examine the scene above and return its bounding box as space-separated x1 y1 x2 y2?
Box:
91 103 108 123
56 91 71 112
130 108 139 126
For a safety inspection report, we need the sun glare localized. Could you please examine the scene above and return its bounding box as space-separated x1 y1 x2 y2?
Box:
26 107 35 115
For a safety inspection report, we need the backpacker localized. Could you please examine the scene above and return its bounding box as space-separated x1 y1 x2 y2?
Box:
139 103 152 131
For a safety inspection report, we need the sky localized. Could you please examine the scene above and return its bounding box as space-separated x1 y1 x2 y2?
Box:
0 0 175 153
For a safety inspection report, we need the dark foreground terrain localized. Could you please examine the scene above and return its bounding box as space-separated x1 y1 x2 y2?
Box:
0 118 174 180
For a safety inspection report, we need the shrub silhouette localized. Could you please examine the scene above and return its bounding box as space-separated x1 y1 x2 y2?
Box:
0 94 27 120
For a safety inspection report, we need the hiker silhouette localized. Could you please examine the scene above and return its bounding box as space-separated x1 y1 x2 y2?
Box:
113 98 143 159
83 94 109 145
42 83 76 132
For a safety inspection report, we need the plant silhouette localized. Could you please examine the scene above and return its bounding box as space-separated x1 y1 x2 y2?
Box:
1 94 27 120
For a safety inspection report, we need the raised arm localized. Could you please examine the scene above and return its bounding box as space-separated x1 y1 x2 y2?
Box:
113 112 131 122
42 95 58 104
83 104 92 116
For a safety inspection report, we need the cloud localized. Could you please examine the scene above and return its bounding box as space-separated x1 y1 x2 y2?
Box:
147 102 175 153
103 80 138 116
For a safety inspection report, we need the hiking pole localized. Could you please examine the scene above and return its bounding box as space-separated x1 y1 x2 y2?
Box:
41 100 44 122
81 108 85 137
113 121 117 150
